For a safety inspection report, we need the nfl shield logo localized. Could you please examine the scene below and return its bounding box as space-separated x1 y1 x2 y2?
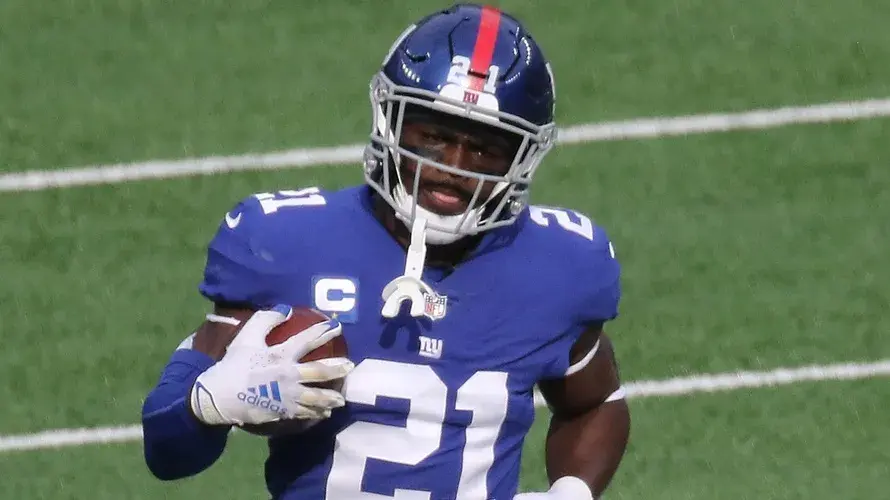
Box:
422 292 448 320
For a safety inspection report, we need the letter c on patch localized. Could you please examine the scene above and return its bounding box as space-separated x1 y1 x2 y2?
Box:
312 276 358 323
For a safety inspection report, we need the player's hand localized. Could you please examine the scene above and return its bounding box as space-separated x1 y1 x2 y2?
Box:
513 476 594 500
189 305 354 427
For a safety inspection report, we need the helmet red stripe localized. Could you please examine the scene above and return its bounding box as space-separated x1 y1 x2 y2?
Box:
467 5 502 91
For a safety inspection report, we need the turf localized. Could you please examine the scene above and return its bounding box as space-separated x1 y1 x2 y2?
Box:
3 378 887 499
2 0 890 171
1 118 887 436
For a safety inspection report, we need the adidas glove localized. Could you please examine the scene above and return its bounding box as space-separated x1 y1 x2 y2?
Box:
189 304 354 426
513 477 594 500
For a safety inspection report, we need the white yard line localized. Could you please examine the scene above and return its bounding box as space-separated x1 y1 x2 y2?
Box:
1 98 888 192
2 359 888 453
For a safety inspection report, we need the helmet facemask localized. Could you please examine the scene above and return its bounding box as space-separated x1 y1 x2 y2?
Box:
364 72 556 245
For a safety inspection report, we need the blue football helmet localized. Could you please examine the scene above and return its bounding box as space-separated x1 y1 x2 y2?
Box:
364 3 557 244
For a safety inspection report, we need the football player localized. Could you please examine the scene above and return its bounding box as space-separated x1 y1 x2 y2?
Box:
141 4 630 499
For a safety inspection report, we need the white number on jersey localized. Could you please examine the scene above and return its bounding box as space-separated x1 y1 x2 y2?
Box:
529 206 594 241
325 359 510 499
254 187 326 214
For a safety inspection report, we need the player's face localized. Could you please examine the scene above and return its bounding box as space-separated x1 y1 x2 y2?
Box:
399 112 517 216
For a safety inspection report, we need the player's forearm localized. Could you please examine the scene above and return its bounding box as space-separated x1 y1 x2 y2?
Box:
545 399 630 497
141 349 230 480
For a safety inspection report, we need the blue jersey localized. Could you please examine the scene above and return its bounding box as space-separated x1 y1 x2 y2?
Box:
199 185 620 500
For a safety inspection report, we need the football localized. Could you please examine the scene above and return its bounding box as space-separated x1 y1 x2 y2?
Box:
265 307 348 364
238 306 349 437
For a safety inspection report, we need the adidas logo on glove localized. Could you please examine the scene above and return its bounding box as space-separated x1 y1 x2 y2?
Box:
238 381 287 416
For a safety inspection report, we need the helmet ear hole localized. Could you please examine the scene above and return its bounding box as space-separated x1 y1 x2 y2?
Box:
509 190 530 217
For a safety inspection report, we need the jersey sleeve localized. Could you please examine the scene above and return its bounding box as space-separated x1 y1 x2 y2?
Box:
198 195 293 309
542 223 622 380
579 225 621 324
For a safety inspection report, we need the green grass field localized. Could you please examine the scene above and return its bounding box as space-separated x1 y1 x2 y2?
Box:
1 1 888 498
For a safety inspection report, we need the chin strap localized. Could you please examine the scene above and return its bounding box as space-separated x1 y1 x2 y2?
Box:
381 217 437 318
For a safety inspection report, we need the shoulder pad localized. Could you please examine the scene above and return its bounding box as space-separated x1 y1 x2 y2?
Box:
197 188 328 307
527 205 614 258
213 186 329 234
527 205 621 323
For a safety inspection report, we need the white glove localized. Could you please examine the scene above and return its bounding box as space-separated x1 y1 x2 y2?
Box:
189 304 354 426
513 476 594 500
